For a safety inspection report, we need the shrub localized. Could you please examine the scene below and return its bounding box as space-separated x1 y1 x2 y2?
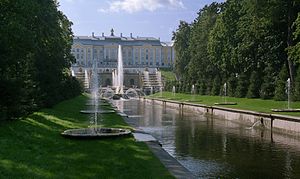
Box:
274 65 288 101
236 73 249 98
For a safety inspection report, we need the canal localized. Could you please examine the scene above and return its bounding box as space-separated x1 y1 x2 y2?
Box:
113 99 300 178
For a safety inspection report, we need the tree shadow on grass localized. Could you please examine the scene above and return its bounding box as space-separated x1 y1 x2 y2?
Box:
0 95 173 178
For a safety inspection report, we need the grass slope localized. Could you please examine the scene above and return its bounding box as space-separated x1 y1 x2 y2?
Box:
0 95 173 178
161 70 176 81
151 92 300 117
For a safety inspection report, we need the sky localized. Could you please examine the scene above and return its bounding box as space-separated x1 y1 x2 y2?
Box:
58 0 225 42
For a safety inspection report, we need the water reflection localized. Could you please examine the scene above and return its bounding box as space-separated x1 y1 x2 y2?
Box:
113 100 300 178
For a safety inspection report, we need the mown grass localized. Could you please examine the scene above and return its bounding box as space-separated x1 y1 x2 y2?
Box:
151 92 300 117
160 70 176 81
0 95 173 178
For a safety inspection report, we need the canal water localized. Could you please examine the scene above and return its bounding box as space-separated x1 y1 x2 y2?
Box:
113 99 300 178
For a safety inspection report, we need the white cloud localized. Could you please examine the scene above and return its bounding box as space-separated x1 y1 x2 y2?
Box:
98 0 184 13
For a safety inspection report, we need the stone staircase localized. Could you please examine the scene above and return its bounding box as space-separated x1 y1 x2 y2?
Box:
141 70 162 93
75 71 89 89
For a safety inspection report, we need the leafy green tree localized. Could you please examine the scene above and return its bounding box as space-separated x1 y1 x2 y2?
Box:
197 80 207 95
260 65 276 99
173 21 191 79
188 2 223 83
208 0 243 78
293 66 300 101
236 73 249 98
211 75 221 96
288 13 300 63
0 0 81 120
274 65 289 101
247 71 261 98
227 74 237 97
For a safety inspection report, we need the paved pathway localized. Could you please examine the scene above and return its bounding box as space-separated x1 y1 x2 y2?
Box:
146 141 196 179
122 110 197 178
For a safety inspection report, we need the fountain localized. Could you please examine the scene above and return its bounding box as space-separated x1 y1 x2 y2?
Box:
214 82 237 105
115 45 124 94
71 69 75 77
272 78 300 112
191 84 195 96
287 78 291 109
62 58 131 139
112 69 116 87
80 66 115 114
185 84 200 102
159 86 163 98
110 45 128 100
172 86 176 97
246 119 264 130
191 84 196 101
224 82 227 103
84 69 89 88
101 88 116 99
125 88 139 98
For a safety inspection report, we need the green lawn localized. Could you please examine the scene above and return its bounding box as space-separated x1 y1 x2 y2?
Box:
151 92 300 117
0 95 173 178
160 70 176 81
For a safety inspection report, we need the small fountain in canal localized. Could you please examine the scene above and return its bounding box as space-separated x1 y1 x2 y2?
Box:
62 58 131 138
224 82 227 103
272 78 300 112
214 82 237 105
185 84 200 102
287 78 291 109
191 84 196 101
159 86 163 98
172 86 176 97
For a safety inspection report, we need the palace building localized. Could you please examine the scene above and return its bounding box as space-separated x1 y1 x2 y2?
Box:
71 29 175 69
70 29 175 90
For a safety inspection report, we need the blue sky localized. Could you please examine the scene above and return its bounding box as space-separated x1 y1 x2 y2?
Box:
58 0 225 41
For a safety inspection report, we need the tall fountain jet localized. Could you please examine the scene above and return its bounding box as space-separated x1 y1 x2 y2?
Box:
115 45 124 94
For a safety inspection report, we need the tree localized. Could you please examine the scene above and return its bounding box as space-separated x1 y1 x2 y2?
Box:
247 71 261 98
0 0 81 120
173 21 191 79
227 74 237 97
188 2 223 83
260 65 276 99
208 0 243 78
274 65 289 101
293 66 300 101
211 75 221 96
288 13 300 63
236 73 249 98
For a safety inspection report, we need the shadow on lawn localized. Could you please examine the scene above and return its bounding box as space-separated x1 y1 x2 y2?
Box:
0 96 172 178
